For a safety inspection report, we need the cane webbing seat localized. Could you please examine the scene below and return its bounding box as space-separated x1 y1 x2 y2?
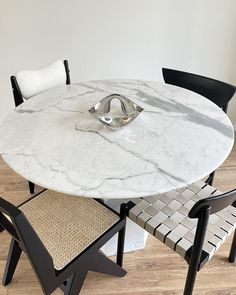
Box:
20 190 119 270
128 180 236 267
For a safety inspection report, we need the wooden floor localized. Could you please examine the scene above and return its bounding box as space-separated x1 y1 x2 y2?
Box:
0 143 236 295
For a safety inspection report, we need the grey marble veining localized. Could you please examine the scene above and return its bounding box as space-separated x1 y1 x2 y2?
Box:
0 79 234 198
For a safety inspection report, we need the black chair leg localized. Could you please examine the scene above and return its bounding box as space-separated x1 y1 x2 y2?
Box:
0 224 5 233
205 171 215 186
117 203 127 267
116 223 126 266
64 270 87 295
28 181 35 194
90 251 126 277
184 207 210 295
229 230 236 262
183 260 199 295
2 239 22 286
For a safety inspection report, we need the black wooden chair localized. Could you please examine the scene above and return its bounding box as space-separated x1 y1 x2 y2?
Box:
125 180 236 295
10 60 71 194
0 190 126 295
162 68 236 185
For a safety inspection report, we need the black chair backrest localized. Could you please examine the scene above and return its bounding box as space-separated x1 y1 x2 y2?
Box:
189 188 236 218
162 68 236 112
11 60 71 107
0 197 55 290
63 60 71 85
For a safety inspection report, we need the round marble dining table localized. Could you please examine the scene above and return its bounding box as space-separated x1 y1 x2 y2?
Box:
0 79 234 199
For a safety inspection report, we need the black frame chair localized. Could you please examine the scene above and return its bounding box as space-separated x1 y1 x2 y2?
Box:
125 188 236 295
10 60 71 194
162 68 236 185
185 189 236 295
0 191 127 295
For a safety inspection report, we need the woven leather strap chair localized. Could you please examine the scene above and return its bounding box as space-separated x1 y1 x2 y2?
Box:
162 68 236 186
0 190 126 295
125 180 236 295
10 60 71 194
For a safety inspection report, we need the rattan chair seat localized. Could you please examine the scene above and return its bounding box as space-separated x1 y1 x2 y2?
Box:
20 190 119 270
128 180 236 265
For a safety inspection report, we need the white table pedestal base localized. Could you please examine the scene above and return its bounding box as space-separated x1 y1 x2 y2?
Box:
101 199 148 256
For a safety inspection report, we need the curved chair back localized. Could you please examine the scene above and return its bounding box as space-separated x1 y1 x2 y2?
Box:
189 189 236 218
11 59 71 107
162 68 236 113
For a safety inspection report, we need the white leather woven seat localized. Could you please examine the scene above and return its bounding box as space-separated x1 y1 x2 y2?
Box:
128 180 236 266
20 190 119 270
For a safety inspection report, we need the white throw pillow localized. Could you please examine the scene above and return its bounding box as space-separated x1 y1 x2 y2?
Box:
15 59 67 99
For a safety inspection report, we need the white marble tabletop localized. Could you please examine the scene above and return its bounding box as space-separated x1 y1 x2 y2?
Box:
0 80 234 199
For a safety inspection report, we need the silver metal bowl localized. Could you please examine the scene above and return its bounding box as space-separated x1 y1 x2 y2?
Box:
88 94 144 130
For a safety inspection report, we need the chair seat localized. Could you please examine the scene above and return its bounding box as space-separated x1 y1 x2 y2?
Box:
128 180 236 266
20 190 119 270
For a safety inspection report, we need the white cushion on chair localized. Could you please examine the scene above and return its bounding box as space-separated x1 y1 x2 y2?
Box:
15 59 66 99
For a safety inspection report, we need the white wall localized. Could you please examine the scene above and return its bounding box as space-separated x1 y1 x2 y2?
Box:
1 0 236 125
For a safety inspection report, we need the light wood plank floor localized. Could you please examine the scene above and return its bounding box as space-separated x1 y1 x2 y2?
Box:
0 142 236 295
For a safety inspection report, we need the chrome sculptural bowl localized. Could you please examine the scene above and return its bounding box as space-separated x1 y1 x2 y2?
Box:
88 94 144 130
